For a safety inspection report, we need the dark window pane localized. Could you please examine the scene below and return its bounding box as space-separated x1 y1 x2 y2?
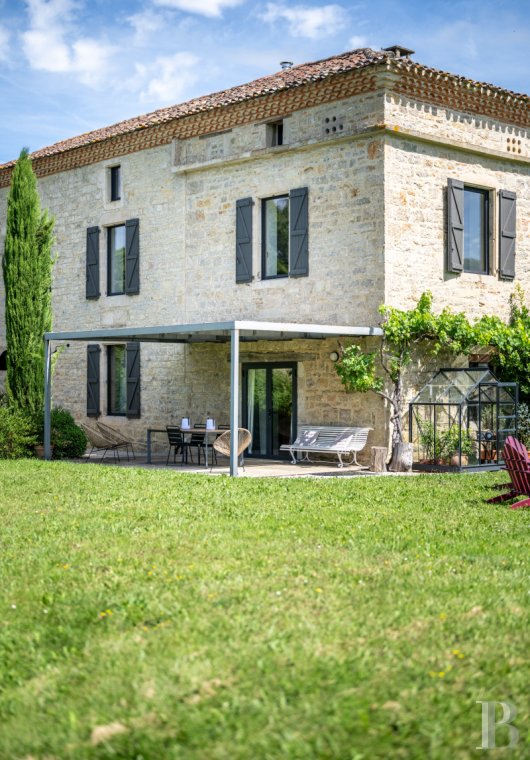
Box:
110 166 121 201
264 196 289 277
464 188 488 273
108 225 125 294
109 346 127 414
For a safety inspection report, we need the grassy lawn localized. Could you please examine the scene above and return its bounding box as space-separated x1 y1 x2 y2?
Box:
0 461 528 759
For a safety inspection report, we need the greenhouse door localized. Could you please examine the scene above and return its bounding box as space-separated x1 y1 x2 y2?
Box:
478 382 518 464
242 363 297 459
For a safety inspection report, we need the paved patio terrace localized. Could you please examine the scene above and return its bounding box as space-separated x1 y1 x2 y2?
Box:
77 450 415 478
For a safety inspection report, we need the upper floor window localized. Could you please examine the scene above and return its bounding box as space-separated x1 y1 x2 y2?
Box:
267 120 284 147
463 187 489 274
110 165 121 201
448 180 517 280
236 188 308 283
86 219 140 299
108 224 126 295
263 195 289 277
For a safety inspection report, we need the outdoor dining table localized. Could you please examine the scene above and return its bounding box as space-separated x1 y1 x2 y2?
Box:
146 427 225 467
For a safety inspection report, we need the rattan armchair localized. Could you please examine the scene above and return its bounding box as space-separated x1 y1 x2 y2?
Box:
211 428 252 471
96 421 135 460
81 422 130 462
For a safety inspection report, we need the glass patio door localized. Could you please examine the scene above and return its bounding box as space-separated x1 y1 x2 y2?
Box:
243 363 297 459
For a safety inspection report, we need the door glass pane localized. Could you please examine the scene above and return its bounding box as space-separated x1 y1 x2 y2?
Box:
246 369 267 455
109 345 127 414
272 367 293 457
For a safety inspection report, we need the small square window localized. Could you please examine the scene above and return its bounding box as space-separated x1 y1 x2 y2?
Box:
262 195 289 278
267 120 284 147
107 225 126 295
107 345 127 415
463 187 489 274
110 166 121 201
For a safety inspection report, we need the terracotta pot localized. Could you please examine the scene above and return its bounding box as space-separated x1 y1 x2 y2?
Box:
34 444 52 459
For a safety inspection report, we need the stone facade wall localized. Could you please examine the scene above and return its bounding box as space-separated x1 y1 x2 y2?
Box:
385 93 530 157
0 83 529 460
384 137 530 319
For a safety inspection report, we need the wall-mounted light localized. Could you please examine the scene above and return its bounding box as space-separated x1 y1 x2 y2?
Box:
329 351 339 362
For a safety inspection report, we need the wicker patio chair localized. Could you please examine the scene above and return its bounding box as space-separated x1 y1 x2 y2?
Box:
96 421 135 460
81 422 128 463
211 428 252 471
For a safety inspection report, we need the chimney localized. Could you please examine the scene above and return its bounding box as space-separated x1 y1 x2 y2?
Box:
280 61 293 70
382 45 415 59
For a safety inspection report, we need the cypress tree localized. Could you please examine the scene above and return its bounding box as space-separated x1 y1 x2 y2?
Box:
2 148 54 419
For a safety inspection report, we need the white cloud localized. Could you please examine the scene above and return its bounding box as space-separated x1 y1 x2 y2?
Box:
136 51 200 104
348 35 369 49
0 25 10 62
153 0 245 18
259 3 347 39
127 8 166 44
22 0 115 85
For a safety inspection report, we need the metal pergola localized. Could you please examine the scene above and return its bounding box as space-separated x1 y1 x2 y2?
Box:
43 319 383 476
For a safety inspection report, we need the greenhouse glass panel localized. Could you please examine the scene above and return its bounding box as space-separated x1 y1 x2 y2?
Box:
409 368 518 471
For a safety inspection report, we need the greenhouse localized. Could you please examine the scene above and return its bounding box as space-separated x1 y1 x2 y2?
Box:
409 367 518 471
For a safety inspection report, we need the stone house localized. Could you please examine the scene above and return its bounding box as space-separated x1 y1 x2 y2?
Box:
0 45 528 468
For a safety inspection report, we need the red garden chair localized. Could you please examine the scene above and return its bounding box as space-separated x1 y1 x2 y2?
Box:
487 436 530 509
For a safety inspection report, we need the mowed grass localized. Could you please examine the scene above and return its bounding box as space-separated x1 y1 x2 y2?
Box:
0 461 528 760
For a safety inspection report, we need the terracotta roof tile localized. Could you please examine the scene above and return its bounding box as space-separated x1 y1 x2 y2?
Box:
1 47 528 171
0 48 386 168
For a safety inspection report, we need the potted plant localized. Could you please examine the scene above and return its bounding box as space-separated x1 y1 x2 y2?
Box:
440 426 474 466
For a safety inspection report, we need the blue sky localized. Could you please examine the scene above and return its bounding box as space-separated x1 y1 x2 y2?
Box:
0 0 528 164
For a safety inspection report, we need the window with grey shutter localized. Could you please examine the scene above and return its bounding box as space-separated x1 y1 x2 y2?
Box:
126 342 141 418
447 179 464 273
289 187 309 276
499 190 516 280
86 226 100 298
236 198 253 282
125 218 140 294
87 345 101 417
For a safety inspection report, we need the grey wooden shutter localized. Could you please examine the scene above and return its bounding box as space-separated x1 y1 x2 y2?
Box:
126 342 141 418
125 218 140 294
236 198 253 282
87 345 100 417
289 187 309 276
447 179 464 273
86 226 100 298
499 190 516 280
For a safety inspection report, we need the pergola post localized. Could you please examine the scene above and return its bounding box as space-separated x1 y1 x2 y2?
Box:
44 338 52 460
229 328 240 477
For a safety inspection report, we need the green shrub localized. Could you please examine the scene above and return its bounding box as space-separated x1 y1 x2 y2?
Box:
36 407 88 458
0 406 37 459
517 402 530 448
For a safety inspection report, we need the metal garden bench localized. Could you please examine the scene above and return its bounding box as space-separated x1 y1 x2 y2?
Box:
280 425 372 467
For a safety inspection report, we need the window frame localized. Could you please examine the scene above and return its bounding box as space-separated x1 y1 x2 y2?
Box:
107 223 126 296
463 185 490 275
266 120 284 147
261 193 290 280
107 345 127 416
109 165 121 202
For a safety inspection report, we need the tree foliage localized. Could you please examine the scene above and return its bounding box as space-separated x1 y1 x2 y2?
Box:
2 148 55 419
334 290 529 467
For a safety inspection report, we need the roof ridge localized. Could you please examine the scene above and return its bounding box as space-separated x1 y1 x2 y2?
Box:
0 47 386 169
0 46 528 172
